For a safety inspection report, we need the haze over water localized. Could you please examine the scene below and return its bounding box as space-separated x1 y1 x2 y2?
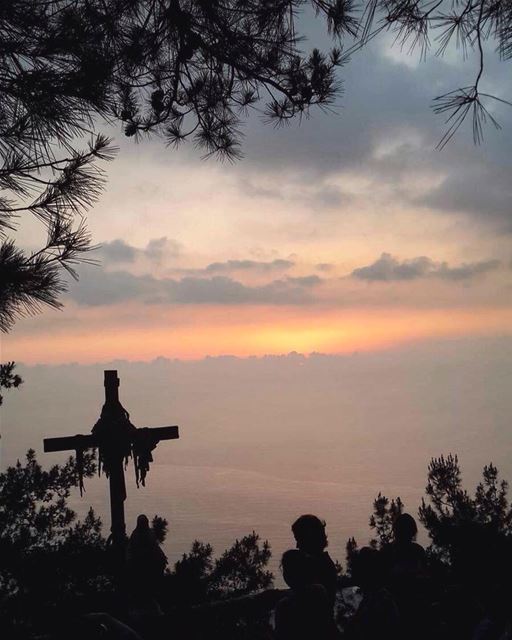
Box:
3 336 512 579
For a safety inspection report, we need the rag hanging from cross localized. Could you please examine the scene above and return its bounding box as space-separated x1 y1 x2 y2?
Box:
44 370 179 553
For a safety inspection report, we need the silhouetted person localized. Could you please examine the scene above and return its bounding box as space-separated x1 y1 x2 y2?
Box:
126 514 167 602
387 513 426 580
275 549 340 640
291 514 338 610
382 514 428 639
346 547 401 640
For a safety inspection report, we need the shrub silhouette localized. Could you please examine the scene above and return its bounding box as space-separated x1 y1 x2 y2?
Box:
1 451 274 636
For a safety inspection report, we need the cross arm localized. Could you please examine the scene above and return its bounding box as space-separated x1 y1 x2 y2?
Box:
44 426 178 454
136 426 179 442
44 433 97 453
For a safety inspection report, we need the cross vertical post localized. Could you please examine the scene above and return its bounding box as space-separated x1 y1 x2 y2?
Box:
103 370 127 549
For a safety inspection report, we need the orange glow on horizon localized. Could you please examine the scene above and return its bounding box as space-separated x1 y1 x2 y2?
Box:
4 305 512 365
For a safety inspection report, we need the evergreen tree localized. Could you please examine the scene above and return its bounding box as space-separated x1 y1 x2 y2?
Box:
0 361 22 406
169 532 273 606
354 455 512 570
209 532 273 598
369 493 404 548
0 450 106 635
342 459 512 633
419 454 512 562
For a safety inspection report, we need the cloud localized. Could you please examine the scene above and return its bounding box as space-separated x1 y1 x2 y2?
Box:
419 164 512 232
238 178 283 200
169 275 319 305
145 237 181 263
435 260 502 281
238 43 458 177
233 35 512 229
351 253 501 282
204 259 295 274
286 275 322 286
100 239 138 263
101 237 181 265
352 254 435 281
69 269 322 307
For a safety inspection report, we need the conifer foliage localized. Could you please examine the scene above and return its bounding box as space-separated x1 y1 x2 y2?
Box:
349 454 512 566
0 0 346 335
0 450 105 633
419 454 512 560
0 361 22 405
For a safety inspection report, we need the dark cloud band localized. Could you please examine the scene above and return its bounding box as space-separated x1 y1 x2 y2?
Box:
352 253 501 282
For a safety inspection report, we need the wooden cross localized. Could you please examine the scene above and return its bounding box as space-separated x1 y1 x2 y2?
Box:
44 370 179 554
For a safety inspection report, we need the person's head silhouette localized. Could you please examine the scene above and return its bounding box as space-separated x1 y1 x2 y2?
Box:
392 513 418 545
281 549 316 590
136 514 150 531
130 514 153 545
292 514 328 554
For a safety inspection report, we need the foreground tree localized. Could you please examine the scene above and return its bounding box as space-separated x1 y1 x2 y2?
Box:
368 493 404 548
419 454 512 564
351 454 512 569
0 450 106 634
0 0 344 334
0 449 274 636
0 362 22 406
169 532 273 606
167 533 274 640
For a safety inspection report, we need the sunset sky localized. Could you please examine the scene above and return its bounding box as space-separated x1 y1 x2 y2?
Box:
4 19 512 365
3 9 512 570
